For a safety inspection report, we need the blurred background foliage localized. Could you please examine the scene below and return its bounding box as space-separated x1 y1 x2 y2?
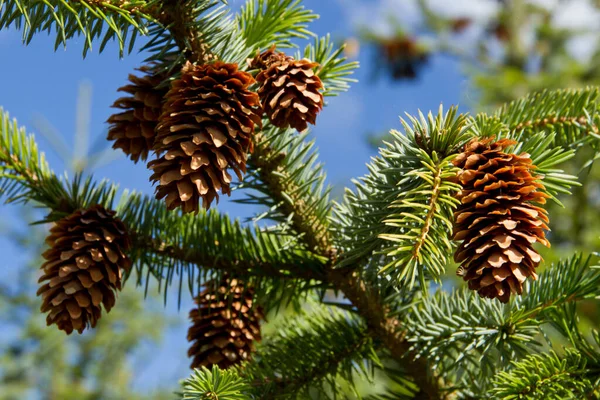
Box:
0 83 177 400
3 0 600 398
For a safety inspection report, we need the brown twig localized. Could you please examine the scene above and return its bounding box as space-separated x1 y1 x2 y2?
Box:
154 0 214 63
131 232 326 282
248 136 332 256
512 115 599 135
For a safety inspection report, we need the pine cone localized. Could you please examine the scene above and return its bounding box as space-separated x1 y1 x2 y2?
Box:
250 47 324 132
379 37 430 80
107 65 168 163
452 138 550 303
37 205 131 334
187 277 263 369
149 61 261 213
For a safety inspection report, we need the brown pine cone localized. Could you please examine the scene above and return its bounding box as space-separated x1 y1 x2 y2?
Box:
187 277 263 369
107 65 169 163
250 47 324 132
37 205 131 334
453 138 550 303
149 61 261 213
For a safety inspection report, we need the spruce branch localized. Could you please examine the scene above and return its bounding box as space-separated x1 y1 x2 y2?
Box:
155 0 218 63
238 0 317 51
131 232 323 281
490 349 594 399
116 188 330 308
334 107 472 287
241 304 379 398
406 289 541 393
244 130 332 255
180 366 251 400
242 124 452 396
494 87 600 149
0 0 155 56
240 107 466 397
328 268 453 400
513 254 600 324
0 108 118 217
402 255 600 397
117 191 329 305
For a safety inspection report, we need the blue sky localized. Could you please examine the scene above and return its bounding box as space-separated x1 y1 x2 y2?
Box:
0 0 470 394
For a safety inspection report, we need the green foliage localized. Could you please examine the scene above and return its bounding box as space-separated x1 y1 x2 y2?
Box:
7 0 600 397
0 107 121 220
0 0 154 57
515 254 600 321
0 107 55 204
0 107 105 219
118 190 328 309
178 305 381 400
239 124 332 255
362 367 419 400
490 349 593 399
238 0 317 50
496 88 600 151
241 304 380 399
334 106 472 288
406 289 541 390
298 35 359 97
404 254 600 396
180 366 250 400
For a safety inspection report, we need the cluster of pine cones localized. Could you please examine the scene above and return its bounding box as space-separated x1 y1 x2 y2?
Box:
34 44 551 374
37 202 264 368
36 47 318 369
108 47 324 213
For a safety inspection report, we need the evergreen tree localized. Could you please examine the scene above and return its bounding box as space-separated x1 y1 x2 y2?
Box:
1 0 600 398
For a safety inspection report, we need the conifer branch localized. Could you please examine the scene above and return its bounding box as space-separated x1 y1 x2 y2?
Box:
0 0 154 56
512 115 597 134
411 166 443 258
155 0 215 63
490 349 594 399
334 107 471 286
494 88 600 149
248 133 332 255
513 254 600 323
241 305 380 398
329 269 453 400
180 366 250 400
238 0 317 51
403 255 600 397
245 127 453 396
130 232 324 281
